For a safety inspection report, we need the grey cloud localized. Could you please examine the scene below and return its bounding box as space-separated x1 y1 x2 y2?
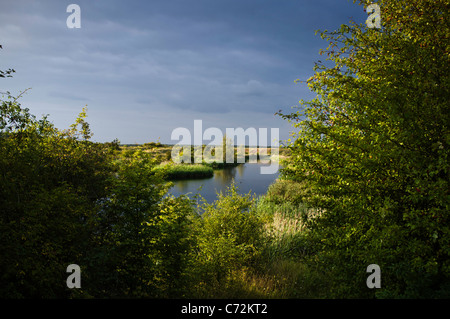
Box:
1 0 365 143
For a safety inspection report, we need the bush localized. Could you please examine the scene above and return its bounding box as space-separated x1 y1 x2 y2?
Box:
191 184 265 297
81 150 199 298
0 99 198 298
0 103 112 298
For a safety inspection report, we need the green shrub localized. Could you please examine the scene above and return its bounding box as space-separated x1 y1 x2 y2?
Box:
191 184 265 297
0 99 198 298
0 103 112 298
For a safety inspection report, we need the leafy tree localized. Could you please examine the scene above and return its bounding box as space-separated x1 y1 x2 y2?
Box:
278 0 449 298
84 150 197 298
0 98 112 297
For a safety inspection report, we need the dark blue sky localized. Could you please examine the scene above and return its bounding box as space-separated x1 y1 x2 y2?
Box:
0 0 367 144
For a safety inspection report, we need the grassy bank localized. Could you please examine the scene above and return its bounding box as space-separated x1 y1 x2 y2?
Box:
154 163 214 180
119 143 289 165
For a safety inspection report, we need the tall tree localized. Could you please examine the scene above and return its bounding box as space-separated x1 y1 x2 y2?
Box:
279 0 449 298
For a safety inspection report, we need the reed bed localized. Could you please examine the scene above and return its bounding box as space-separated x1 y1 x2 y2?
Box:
154 163 214 180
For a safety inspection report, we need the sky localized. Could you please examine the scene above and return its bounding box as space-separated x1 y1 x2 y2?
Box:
0 0 367 144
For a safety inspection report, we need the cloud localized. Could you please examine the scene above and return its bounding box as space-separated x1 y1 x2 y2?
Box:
232 80 264 97
48 91 90 102
0 0 366 143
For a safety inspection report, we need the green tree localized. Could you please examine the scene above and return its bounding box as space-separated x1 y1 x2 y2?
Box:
0 98 112 298
278 0 449 298
84 150 197 298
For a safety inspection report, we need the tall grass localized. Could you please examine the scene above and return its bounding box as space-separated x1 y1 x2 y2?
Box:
256 195 311 262
154 163 214 180
233 178 328 298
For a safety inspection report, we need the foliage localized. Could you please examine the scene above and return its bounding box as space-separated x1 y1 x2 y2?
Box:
0 95 197 298
191 184 265 297
84 150 197 297
264 179 310 206
0 99 111 298
278 0 450 298
143 141 162 148
4 0 449 298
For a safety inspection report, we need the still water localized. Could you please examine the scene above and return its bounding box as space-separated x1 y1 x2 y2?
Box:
168 163 280 203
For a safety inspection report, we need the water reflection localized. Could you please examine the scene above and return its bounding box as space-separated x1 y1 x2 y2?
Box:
237 164 245 177
173 179 193 193
214 165 238 185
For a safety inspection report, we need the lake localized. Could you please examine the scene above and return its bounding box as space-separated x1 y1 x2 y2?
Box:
168 162 280 203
